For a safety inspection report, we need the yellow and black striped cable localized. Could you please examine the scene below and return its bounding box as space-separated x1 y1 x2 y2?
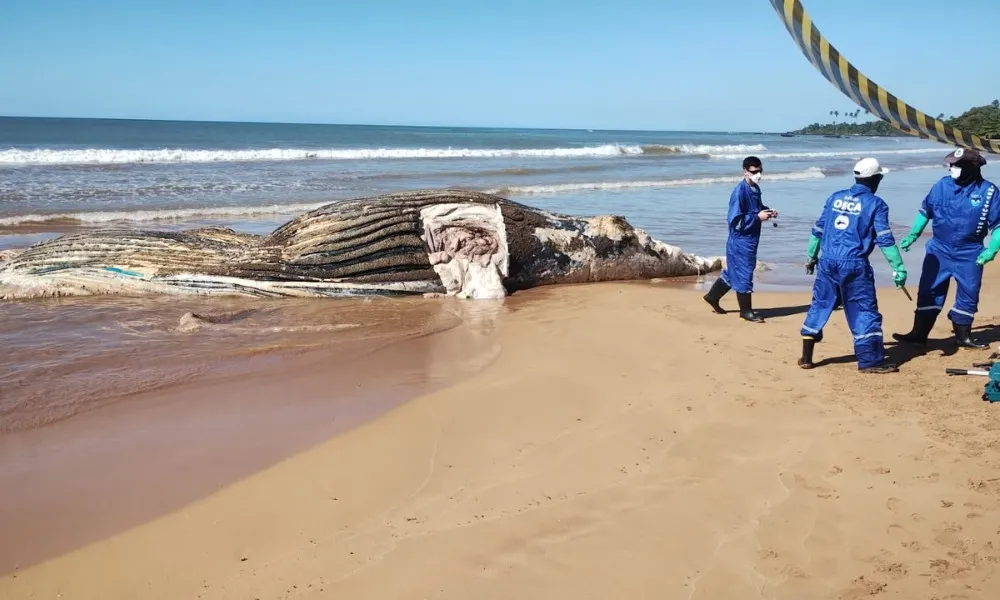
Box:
767 0 1000 154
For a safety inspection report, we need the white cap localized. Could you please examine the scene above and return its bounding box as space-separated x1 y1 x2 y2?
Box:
853 157 889 178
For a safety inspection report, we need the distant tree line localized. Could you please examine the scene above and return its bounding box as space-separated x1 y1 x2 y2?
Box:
949 100 1000 139
789 100 1000 139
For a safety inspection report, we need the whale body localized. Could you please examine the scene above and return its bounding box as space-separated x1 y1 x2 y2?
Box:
0 189 722 300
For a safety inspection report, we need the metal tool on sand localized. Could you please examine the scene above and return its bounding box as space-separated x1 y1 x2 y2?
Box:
945 359 1000 403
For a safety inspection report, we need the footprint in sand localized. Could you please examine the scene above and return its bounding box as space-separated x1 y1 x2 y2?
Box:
885 524 912 546
780 565 808 579
843 575 887 598
929 557 969 579
874 561 909 580
967 478 1000 495
791 473 837 498
933 523 974 557
885 497 901 511
963 502 985 520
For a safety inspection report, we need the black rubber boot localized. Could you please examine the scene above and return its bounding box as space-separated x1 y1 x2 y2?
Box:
892 311 937 345
859 362 900 374
798 337 817 369
702 278 730 314
736 292 764 323
953 322 989 350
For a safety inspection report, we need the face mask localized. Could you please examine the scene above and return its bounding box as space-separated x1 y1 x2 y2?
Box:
749 172 762 184
951 166 963 180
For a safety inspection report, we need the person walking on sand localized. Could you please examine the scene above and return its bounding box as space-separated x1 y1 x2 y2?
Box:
797 157 907 373
703 156 777 322
892 148 1000 350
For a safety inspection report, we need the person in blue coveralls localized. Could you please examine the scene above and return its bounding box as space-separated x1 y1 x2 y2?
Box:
702 156 777 322
892 147 1000 349
797 157 907 373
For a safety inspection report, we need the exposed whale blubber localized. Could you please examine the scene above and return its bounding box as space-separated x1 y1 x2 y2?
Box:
0 189 723 300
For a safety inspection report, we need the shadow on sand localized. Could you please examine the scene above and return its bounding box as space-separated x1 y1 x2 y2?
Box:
811 323 1000 369
755 304 813 319
708 303 820 319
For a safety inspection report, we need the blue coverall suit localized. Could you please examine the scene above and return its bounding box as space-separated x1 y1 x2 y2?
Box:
914 177 1000 326
719 179 768 293
801 183 895 369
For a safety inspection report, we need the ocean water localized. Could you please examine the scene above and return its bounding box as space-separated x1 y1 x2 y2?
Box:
2 116 997 290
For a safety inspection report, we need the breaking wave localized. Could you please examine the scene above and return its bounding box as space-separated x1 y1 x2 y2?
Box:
638 143 768 156
0 202 331 228
485 167 826 195
0 143 770 165
711 148 947 161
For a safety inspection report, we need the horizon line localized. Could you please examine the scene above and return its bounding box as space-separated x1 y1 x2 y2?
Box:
0 113 800 136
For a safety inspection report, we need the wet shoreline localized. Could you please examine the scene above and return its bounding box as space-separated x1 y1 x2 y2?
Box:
0 293 505 574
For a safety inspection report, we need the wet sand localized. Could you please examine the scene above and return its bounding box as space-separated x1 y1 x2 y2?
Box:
3 273 1000 598
0 294 502 574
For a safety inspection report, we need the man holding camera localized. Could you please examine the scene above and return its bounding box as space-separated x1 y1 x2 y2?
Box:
703 156 777 322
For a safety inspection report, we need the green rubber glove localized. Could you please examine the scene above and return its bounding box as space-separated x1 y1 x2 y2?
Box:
900 213 929 252
805 234 821 274
976 228 1000 265
806 234 821 259
880 244 907 287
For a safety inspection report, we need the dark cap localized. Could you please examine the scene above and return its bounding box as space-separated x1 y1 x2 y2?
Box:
944 147 987 166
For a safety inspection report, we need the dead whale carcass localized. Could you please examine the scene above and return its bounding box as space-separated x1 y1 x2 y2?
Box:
0 189 722 300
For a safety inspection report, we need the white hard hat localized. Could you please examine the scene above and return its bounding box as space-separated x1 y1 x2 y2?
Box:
853 157 889 178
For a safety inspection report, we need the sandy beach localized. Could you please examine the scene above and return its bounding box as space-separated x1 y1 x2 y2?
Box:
2 269 1000 599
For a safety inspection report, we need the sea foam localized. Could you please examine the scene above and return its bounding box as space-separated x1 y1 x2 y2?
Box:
485 167 826 195
0 144 770 165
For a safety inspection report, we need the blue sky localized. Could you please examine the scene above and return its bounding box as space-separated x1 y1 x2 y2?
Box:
2 0 998 132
